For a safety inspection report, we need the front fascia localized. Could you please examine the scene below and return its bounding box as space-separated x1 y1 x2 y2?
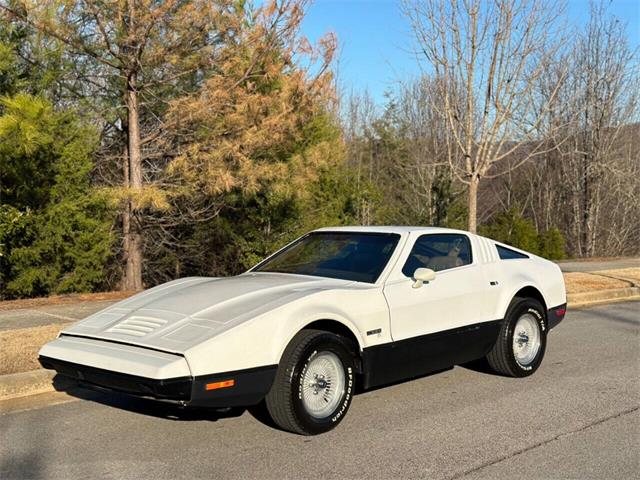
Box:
39 335 191 379
38 338 278 407
38 334 280 407
39 355 193 403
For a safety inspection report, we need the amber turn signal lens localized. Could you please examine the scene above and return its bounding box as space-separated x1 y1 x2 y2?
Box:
205 379 235 391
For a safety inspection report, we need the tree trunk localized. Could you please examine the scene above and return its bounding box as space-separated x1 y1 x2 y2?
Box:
122 71 143 291
467 175 479 233
581 150 590 258
121 134 131 290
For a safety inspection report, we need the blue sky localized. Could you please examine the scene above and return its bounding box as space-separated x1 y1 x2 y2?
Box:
301 0 640 103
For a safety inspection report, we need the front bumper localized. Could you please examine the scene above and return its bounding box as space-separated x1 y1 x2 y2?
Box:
39 335 277 408
39 355 192 402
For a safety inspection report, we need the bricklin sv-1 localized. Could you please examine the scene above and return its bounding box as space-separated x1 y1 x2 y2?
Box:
40 227 567 435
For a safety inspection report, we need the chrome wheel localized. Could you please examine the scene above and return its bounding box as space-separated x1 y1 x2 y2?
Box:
301 352 345 419
513 313 541 366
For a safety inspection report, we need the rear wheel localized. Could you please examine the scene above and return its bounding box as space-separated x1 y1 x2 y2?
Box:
487 297 547 377
265 329 355 435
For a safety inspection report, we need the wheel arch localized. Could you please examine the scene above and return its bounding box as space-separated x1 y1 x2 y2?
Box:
275 317 364 374
503 284 549 326
514 285 547 311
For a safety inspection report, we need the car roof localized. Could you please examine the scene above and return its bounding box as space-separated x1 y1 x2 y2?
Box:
313 226 472 236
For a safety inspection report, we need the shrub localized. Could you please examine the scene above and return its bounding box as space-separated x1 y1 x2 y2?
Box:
538 227 566 260
480 207 566 260
0 94 114 298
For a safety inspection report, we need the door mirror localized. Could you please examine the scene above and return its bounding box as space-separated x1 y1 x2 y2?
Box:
412 268 436 288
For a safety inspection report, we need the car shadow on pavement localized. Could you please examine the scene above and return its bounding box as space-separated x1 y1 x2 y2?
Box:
1 402 50 479
592 308 640 327
459 357 503 376
49 376 292 431
0 446 46 480
53 375 246 422
353 366 456 394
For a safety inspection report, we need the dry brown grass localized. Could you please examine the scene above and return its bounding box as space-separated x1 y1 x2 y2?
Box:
597 268 640 285
0 291 134 312
0 323 70 375
557 257 633 263
563 272 630 294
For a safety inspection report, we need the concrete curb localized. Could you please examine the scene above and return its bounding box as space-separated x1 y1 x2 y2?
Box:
0 369 79 403
0 369 56 401
1 288 638 405
567 287 640 307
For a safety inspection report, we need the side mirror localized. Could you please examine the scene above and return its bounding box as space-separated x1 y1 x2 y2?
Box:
412 268 436 289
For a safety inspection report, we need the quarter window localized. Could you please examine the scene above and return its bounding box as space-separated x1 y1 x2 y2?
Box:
496 245 529 260
402 234 472 276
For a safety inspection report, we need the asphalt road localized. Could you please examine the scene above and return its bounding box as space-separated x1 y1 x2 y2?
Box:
557 257 640 273
1 301 639 480
0 300 116 332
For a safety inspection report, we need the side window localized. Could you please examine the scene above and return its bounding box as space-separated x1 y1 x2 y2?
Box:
402 234 472 276
496 245 529 260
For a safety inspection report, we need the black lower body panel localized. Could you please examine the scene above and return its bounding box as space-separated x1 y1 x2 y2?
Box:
362 320 502 389
39 355 277 408
547 303 567 329
38 356 192 402
190 365 277 408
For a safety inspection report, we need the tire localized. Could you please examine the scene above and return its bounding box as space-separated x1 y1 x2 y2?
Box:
265 329 356 435
486 297 547 377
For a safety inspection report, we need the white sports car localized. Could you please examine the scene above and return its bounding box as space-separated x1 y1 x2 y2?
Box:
40 227 566 434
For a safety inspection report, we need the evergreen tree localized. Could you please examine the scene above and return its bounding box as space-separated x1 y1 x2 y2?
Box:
479 207 566 260
0 93 113 297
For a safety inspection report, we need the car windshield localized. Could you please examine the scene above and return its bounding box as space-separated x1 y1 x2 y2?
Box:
253 232 400 283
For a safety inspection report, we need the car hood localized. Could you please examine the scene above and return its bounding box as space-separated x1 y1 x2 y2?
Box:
61 273 353 353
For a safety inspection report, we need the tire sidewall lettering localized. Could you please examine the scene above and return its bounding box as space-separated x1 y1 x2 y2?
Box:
292 337 355 433
331 367 353 423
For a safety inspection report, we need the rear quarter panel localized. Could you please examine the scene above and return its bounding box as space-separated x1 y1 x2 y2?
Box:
487 254 566 321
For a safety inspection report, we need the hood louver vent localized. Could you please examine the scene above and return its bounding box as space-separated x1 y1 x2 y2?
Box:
107 317 170 337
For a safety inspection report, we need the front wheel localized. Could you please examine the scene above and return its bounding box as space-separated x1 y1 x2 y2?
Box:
265 329 355 435
486 297 547 377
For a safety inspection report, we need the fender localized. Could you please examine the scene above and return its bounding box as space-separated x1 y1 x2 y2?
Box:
497 280 549 321
274 313 365 365
266 285 391 365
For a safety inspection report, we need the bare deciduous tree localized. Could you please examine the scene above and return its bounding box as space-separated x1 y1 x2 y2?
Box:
342 79 466 228
562 1 638 256
342 90 383 225
403 0 568 232
515 1 639 257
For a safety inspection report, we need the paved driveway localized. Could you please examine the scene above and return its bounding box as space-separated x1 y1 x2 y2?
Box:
1 301 638 479
557 257 640 273
0 300 116 332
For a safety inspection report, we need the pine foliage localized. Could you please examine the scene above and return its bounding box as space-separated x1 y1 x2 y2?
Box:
0 93 113 297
